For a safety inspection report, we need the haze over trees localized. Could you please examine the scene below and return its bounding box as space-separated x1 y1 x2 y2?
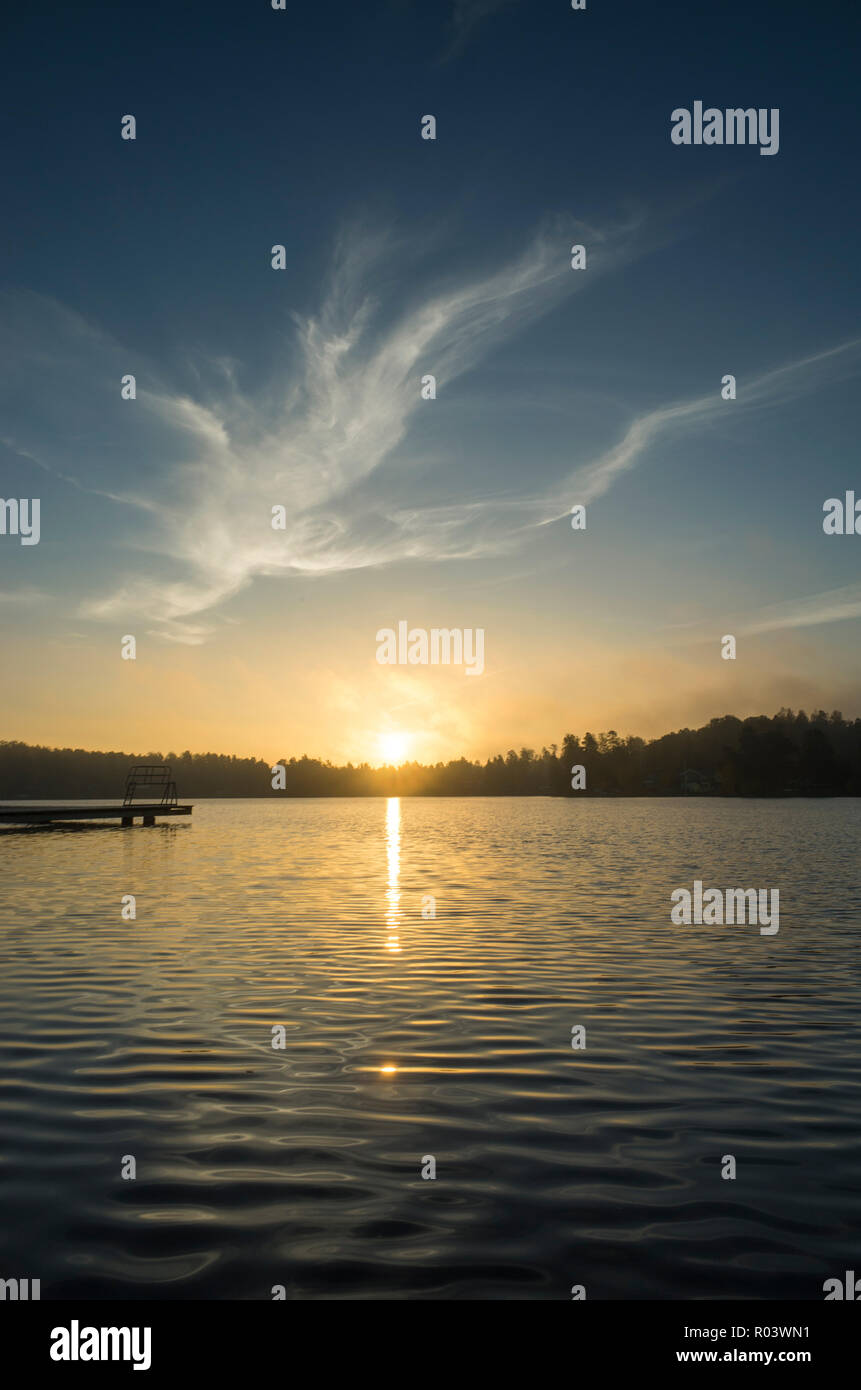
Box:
1 710 859 798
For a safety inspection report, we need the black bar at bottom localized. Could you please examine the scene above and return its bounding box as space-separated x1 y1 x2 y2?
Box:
3 1299 856 1378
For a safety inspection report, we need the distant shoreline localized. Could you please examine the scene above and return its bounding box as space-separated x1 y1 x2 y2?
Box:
3 793 857 804
2 708 859 798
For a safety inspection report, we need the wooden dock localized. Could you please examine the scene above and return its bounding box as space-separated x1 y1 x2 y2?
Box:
0 765 192 828
0 802 193 827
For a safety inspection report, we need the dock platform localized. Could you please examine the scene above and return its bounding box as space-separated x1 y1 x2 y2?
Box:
0 802 193 827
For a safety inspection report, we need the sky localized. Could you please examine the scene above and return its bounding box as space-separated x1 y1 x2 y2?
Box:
1 0 860 766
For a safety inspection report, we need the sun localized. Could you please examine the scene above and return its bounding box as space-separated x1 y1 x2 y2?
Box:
379 731 411 764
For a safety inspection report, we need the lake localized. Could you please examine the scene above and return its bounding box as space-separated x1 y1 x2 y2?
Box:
1 797 859 1300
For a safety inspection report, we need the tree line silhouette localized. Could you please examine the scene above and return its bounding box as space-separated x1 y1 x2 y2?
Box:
1 709 859 798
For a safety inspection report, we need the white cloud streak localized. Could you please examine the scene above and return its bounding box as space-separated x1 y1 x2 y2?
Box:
739 583 861 636
3 227 861 645
666 582 861 644
45 217 642 640
542 336 861 521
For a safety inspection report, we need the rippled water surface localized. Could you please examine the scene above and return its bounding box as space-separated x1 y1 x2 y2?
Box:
1 797 859 1300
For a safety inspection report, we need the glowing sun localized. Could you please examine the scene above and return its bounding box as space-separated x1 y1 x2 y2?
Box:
379 731 411 764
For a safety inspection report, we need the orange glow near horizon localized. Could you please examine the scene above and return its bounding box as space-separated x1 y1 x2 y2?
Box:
5 622 856 774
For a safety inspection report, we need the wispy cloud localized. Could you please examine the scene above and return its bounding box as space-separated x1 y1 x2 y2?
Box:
542 337 861 521
3 223 860 646
0 586 49 604
668 582 861 644
740 583 861 636
2 215 644 641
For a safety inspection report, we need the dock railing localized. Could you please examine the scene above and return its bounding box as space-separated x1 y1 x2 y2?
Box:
123 765 179 808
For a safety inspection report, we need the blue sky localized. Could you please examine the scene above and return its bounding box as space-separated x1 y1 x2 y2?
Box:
1 0 860 762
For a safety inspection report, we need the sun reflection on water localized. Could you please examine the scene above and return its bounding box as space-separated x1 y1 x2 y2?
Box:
385 797 401 948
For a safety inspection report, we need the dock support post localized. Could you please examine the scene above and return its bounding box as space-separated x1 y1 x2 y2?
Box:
121 816 133 827
142 814 155 826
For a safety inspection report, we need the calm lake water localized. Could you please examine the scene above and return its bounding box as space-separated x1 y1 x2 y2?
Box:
1 797 859 1300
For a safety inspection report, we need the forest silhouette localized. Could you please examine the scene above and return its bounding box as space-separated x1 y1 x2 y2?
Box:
1 709 859 798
